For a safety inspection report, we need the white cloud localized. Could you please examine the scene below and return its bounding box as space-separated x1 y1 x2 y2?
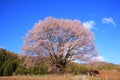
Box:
102 17 116 26
82 20 95 30
90 56 104 62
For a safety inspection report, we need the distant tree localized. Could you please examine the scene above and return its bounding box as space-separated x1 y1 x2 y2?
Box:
2 60 18 76
0 48 19 76
13 65 30 75
22 17 97 73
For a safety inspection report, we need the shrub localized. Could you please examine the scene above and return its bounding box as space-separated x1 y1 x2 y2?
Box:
1 60 18 76
14 63 48 75
14 68 29 75
31 63 48 75
66 63 91 75
13 65 29 75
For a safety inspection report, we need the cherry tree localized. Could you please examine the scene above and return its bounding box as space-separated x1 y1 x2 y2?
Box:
22 17 97 73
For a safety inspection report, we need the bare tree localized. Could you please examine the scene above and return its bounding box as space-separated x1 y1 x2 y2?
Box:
22 17 97 73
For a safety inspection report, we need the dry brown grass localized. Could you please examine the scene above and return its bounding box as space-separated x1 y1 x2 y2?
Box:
89 71 120 80
0 71 120 80
0 74 87 80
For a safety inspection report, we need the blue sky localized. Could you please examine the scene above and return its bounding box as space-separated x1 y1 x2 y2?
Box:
0 0 120 64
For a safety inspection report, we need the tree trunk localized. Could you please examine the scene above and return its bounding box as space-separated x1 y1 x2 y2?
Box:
56 60 67 73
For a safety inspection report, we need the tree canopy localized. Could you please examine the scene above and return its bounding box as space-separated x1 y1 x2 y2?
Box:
22 17 97 73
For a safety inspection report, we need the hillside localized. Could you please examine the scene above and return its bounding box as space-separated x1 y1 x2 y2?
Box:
0 48 120 77
0 48 20 76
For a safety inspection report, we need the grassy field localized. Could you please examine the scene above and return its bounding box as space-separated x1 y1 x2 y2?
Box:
0 71 120 80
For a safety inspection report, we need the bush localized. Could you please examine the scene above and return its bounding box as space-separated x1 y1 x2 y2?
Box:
31 63 48 75
0 48 19 76
0 68 3 76
66 63 91 75
14 63 48 75
1 60 18 76
13 66 30 75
